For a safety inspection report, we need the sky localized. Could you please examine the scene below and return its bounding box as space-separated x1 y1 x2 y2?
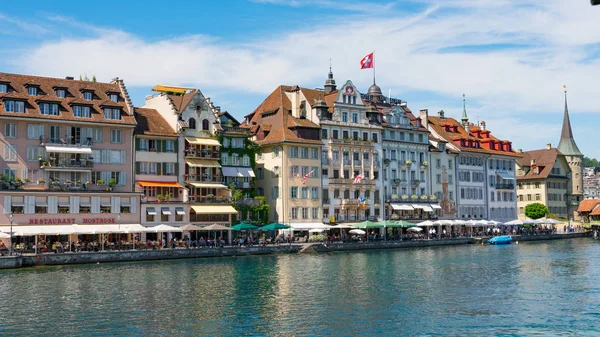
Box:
1 0 599 157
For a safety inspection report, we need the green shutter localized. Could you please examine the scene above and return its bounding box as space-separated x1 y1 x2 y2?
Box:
174 139 179 153
162 163 167 176
135 138 140 151
135 162 140 174
157 163 162 175
161 140 167 153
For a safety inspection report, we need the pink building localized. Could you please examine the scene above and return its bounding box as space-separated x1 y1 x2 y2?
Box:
0 72 139 228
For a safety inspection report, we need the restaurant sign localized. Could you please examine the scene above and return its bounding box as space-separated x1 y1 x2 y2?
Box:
29 218 117 225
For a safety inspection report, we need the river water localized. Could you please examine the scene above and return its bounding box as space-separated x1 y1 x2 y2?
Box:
1 238 599 336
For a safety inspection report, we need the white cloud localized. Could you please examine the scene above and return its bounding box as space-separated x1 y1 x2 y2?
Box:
4 0 600 156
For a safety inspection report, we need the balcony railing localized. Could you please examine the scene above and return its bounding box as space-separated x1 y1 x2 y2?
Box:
323 199 330 204
41 159 93 170
495 183 515 190
40 136 92 147
185 175 223 183
322 159 329 165
329 178 375 185
411 180 421 186
184 150 220 159
343 159 351 166
189 196 232 204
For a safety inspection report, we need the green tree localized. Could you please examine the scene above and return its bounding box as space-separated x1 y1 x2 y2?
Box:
583 156 600 168
525 202 549 219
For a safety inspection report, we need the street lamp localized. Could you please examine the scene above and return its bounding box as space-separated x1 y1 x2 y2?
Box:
9 212 14 256
117 213 121 251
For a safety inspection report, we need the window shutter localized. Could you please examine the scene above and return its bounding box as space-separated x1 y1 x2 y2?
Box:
120 150 126 164
120 172 126 185
161 140 166 153
135 162 141 174
111 196 120 213
162 163 167 176
157 164 162 175
91 196 100 214
135 138 140 151
70 196 80 214
174 139 178 153
48 196 57 214
3 196 11 214
130 197 137 214
38 124 44 139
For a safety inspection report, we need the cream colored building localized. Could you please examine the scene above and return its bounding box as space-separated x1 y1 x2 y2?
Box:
516 145 571 219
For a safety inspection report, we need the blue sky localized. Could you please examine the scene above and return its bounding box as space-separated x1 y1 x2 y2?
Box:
1 0 599 157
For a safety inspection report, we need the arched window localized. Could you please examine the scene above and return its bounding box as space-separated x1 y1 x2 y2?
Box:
202 119 210 130
189 118 196 129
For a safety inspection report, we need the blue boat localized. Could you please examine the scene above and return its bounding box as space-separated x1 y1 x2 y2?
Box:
488 235 512 245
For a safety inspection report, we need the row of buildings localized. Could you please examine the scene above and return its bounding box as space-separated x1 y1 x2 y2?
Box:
0 70 584 234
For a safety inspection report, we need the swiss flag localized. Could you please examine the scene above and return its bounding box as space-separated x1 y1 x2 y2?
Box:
360 52 374 69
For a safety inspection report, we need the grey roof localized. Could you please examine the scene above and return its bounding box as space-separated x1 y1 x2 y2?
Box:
557 92 583 156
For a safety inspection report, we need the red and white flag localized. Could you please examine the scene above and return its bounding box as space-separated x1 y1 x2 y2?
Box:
302 169 315 185
360 52 374 69
353 173 366 184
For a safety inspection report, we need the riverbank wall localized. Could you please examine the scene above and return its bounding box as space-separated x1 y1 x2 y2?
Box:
301 237 475 253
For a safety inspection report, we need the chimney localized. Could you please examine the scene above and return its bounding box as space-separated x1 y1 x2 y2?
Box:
438 110 445 119
65 76 74 80
546 143 551 150
465 123 470 134
531 159 536 166
419 109 429 129
517 149 523 154
481 121 486 130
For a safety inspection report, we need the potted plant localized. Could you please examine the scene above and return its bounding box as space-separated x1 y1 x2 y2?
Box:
401 194 409 200
38 178 45 184
411 194 418 200
420 195 428 200
405 159 412 166
430 195 437 201
97 179 105 185
24 178 31 184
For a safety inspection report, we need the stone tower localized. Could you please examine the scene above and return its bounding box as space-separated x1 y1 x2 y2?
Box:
556 87 583 220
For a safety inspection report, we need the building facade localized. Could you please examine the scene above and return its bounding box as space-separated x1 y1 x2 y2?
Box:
0 72 140 229
426 130 458 219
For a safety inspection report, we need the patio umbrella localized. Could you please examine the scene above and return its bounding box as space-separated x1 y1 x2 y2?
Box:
353 221 381 229
543 218 563 224
417 220 435 227
487 220 503 226
231 223 258 231
0 232 9 238
407 227 423 232
349 229 366 235
309 228 324 233
259 223 291 231
201 224 230 231
392 220 416 228
504 219 524 226
180 224 203 231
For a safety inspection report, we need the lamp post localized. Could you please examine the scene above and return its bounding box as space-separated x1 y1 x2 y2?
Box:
117 213 121 251
9 212 14 256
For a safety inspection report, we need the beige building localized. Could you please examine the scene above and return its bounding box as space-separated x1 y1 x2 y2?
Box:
516 145 571 219
243 86 323 230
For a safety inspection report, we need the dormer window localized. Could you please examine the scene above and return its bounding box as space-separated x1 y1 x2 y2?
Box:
83 91 93 100
73 105 91 118
0 84 7 93
27 87 38 96
40 103 59 116
5 100 25 113
55 89 66 98
103 108 121 120
110 94 119 102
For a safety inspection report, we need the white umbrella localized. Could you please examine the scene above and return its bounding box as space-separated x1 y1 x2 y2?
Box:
531 219 546 224
543 218 563 224
487 220 503 226
0 232 10 238
309 228 325 233
417 220 435 227
333 224 354 229
349 229 366 235
150 225 183 232
407 227 423 232
504 219 524 226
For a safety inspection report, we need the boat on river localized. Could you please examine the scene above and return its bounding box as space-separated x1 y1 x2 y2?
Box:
488 236 512 245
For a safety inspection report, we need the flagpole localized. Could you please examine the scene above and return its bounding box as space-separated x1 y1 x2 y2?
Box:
373 50 376 85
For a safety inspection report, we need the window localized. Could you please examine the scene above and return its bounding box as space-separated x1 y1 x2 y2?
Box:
189 118 196 129
291 208 298 219
161 208 170 222
110 94 119 102
291 187 298 199
111 129 122 143
290 147 298 158
257 168 263 179
5 100 25 113
27 87 38 96
372 133 378 143
272 186 279 199
26 146 42 162
222 153 230 166
311 187 318 199
165 140 174 152
332 130 339 139
139 139 148 151
0 84 6 93
273 166 280 177
312 207 319 219
300 147 308 159
165 163 175 175
342 112 348 122
103 108 121 120
301 187 308 199
302 207 309 219
310 148 318 160
3 144 17 161
83 91 93 100
39 103 59 116
73 106 91 118
202 119 210 130
55 89 66 98
321 129 328 139
242 155 250 166
352 113 358 123
232 154 239 166
3 122 16 138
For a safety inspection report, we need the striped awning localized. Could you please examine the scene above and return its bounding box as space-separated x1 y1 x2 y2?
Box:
185 159 220 168
190 205 238 214
185 137 220 146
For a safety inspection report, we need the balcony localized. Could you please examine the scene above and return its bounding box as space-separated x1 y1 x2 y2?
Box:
323 199 330 204
322 159 329 165
330 178 375 185
40 157 93 171
391 178 402 185
40 136 92 148
343 159 351 166
495 183 515 190
354 160 361 166
189 195 232 204
387 195 438 203
411 180 421 186
185 174 222 183
230 182 251 189
328 138 376 146
185 148 220 159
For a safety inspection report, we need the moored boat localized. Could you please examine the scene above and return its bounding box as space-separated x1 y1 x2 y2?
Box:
488 235 512 245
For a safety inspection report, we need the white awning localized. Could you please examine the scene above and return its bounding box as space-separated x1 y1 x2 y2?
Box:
176 208 186 215
161 208 172 215
146 207 157 215
412 204 425 209
185 159 220 168
421 205 434 212
185 137 220 146
391 204 414 211
237 167 255 177
45 145 92 154
221 167 238 177
497 172 515 180
430 204 442 209
189 182 228 189
289 223 333 231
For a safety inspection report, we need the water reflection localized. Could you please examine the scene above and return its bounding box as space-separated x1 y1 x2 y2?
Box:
0 239 600 336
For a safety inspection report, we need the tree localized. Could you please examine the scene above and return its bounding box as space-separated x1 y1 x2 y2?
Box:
525 203 549 219
583 156 600 168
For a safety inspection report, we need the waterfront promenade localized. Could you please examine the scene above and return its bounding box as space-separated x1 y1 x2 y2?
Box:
0 231 589 269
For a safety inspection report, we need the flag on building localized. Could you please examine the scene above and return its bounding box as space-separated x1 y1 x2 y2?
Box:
302 169 315 185
360 52 374 69
353 173 365 184
358 196 367 208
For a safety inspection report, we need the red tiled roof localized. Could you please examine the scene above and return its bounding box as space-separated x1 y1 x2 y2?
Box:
577 199 600 213
134 108 177 137
0 72 135 125
428 116 520 157
244 86 322 146
167 89 197 113
516 148 566 180
590 206 600 216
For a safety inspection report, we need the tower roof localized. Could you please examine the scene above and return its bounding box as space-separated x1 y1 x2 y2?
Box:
557 89 583 156
461 94 468 123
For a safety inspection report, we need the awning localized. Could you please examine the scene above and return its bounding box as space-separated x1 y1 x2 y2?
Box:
152 84 189 94
412 204 425 209
221 167 239 177
45 145 92 154
146 207 157 215
185 159 220 168
188 182 227 189
191 205 238 214
185 137 220 146
176 207 185 215
430 204 442 209
421 205 434 212
391 204 414 211
237 167 255 177
161 208 172 215
289 223 333 231
137 181 182 188
497 172 515 180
